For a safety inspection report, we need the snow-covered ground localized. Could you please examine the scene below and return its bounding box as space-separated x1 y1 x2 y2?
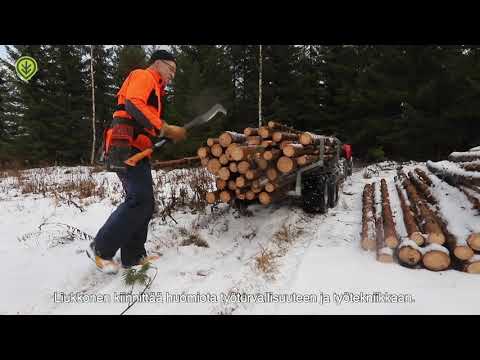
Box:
0 162 478 315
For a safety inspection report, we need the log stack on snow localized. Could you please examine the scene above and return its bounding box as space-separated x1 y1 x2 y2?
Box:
200 121 340 206
360 168 480 274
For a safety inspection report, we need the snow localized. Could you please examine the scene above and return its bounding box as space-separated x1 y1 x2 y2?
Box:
421 243 450 256
399 239 422 250
427 160 480 180
469 146 480 152
450 151 480 158
1 162 479 315
419 166 480 245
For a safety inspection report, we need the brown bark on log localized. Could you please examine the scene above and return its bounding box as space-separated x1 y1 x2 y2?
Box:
261 140 275 148
414 168 433 187
427 161 480 187
361 183 376 251
376 214 393 263
272 132 299 143
448 152 480 162
211 143 224 158
381 179 399 248
297 154 320 167
207 138 219 147
231 145 265 161
197 147 210 158
395 183 424 245
219 131 246 147
458 185 480 210
461 163 480 172
247 136 262 145
299 132 337 146
258 126 273 139
283 144 317 158
267 121 302 134
408 171 437 205
400 172 445 245
243 127 259 136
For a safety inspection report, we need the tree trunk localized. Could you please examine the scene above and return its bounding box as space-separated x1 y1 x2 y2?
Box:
422 245 451 271
272 132 299 143
467 233 480 251
90 45 96 165
219 131 246 147
361 183 376 251
414 168 433 186
243 127 259 136
408 171 437 205
197 146 210 158
210 143 224 158
207 138 219 146
397 242 423 267
376 214 394 263
263 148 282 161
395 182 424 245
267 121 302 134
448 151 480 163
381 179 399 248
277 156 298 174
400 171 446 245
282 144 317 157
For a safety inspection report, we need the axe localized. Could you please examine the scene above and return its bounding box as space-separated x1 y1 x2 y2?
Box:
124 103 227 167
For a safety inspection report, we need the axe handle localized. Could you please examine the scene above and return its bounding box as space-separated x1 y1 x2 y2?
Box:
124 138 169 167
124 148 154 167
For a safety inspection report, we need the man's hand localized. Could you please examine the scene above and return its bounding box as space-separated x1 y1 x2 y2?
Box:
162 124 187 143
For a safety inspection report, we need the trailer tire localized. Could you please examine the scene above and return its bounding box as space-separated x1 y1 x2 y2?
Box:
302 174 328 214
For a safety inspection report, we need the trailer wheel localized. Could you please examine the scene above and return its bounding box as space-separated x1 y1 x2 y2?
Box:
302 175 328 214
328 177 338 208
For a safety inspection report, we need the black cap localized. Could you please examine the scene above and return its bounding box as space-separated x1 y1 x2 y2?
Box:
149 50 176 64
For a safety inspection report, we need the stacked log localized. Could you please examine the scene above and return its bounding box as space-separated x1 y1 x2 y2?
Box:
198 124 339 205
397 167 479 273
380 179 400 249
361 183 376 251
152 156 201 171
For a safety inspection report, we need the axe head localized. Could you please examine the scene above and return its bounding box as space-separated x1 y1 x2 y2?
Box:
185 103 227 129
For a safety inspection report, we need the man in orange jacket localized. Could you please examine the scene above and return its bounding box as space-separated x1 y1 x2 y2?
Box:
87 50 186 274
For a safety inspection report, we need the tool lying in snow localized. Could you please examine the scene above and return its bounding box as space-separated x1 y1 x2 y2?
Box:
124 103 227 167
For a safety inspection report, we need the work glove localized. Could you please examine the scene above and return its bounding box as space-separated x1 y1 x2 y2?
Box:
160 123 187 143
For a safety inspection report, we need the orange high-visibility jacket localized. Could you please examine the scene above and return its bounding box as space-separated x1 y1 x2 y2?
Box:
108 68 167 154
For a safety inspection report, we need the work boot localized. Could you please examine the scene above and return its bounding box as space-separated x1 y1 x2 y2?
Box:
122 254 161 269
86 242 120 275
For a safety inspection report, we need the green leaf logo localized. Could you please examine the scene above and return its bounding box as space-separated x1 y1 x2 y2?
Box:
15 56 38 82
